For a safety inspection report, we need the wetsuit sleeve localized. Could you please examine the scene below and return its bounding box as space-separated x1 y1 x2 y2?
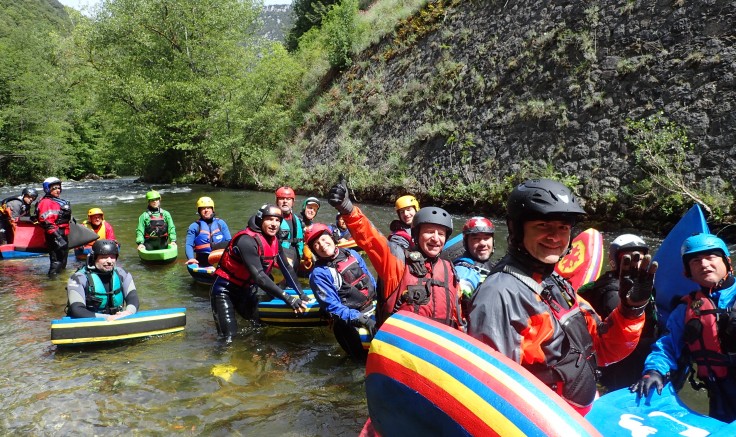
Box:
136 213 147 244
343 206 403 300
235 236 294 304
119 267 139 314
642 304 686 376
276 246 306 297
164 210 176 242
219 219 232 241
581 295 645 366
185 222 198 260
351 249 377 289
310 266 360 322
66 274 99 318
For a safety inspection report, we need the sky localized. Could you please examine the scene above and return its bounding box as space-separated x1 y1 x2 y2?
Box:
58 0 292 14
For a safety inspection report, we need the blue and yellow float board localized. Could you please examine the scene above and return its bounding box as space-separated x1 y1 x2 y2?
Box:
187 264 216 285
51 308 186 345
365 311 601 437
257 289 327 327
653 204 710 324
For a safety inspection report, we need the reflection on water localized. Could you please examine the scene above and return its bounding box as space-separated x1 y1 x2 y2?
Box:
0 179 710 433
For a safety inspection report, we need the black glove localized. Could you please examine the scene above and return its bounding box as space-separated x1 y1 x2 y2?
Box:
355 313 376 336
286 295 304 310
50 230 68 251
630 370 666 397
328 177 354 215
619 252 658 307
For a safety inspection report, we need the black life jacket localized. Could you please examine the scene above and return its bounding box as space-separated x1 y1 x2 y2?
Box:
324 249 376 310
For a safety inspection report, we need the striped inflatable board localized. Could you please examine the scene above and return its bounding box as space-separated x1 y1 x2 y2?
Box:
257 289 327 327
51 307 186 345
652 204 710 324
138 244 178 263
366 311 601 437
555 228 604 291
187 264 216 285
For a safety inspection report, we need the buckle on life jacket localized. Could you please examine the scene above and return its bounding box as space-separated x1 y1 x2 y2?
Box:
403 284 430 306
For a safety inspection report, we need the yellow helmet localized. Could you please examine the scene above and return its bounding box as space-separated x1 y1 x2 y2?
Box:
197 196 215 209
87 207 104 218
395 195 420 212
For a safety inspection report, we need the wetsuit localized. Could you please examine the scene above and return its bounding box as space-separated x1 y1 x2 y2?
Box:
66 266 139 318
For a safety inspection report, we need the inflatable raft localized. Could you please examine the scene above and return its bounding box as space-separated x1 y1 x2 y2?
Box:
138 244 178 263
1 220 98 260
51 307 187 345
257 288 326 327
187 264 216 285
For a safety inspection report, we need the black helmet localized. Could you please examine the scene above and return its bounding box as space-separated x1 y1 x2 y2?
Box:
22 187 38 200
507 179 586 222
91 239 119 258
411 207 453 242
255 204 283 228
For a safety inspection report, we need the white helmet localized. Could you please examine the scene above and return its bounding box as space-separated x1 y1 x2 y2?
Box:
609 234 649 269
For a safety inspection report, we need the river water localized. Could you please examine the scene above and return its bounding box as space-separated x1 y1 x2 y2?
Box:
0 177 709 434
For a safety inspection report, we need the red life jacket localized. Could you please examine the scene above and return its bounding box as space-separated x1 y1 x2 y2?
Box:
325 249 376 310
682 291 734 379
384 250 460 328
215 228 278 287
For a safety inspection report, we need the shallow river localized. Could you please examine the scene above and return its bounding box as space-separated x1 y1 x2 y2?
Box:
0 177 709 434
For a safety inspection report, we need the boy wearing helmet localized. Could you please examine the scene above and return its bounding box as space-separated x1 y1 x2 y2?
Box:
453 217 496 312
210 204 309 341
578 234 659 391
275 186 304 271
632 233 736 422
388 195 420 250
37 177 73 276
66 239 139 321
328 179 462 328
306 223 377 360
467 179 656 415
185 196 232 266
0 187 38 245
136 190 177 251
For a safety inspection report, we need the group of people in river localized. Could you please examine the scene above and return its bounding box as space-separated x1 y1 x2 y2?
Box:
4 175 736 422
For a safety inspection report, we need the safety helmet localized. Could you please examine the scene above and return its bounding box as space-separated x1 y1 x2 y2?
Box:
146 190 161 201
302 197 321 211
196 196 215 209
255 204 283 228
681 233 731 277
609 234 648 269
462 217 494 253
91 239 119 258
395 195 420 212
275 186 295 199
42 177 62 194
22 187 38 200
306 222 335 249
411 207 453 242
87 207 104 219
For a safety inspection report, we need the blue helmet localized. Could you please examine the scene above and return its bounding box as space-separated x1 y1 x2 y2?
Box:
42 177 61 194
681 233 731 277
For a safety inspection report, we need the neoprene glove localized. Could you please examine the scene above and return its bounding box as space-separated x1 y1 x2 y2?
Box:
355 313 376 336
328 178 354 215
618 252 658 307
50 230 68 251
630 370 666 397
286 295 304 310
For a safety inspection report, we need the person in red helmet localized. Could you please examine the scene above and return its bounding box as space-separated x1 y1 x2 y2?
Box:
328 178 462 329
453 216 496 314
275 186 304 271
467 179 656 415
210 204 308 341
307 223 377 360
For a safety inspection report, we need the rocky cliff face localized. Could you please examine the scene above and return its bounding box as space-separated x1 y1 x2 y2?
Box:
296 0 736 229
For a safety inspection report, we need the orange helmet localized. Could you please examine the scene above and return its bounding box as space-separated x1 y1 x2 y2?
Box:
395 195 420 212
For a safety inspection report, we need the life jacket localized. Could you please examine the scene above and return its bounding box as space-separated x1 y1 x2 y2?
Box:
503 265 598 408
324 249 376 310
144 210 169 240
193 219 225 254
84 220 109 239
384 250 460 328
279 213 304 250
681 291 736 380
82 267 125 314
215 228 278 287
38 196 72 227
454 256 494 283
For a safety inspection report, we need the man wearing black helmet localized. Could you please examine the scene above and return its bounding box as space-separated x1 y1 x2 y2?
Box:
0 187 38 245
210 204 309 341
66 239 139 321
467 179 657 415
328 179 462 328
578 234 659 391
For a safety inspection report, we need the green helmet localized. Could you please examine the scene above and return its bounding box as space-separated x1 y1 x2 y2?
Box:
146 190 161 201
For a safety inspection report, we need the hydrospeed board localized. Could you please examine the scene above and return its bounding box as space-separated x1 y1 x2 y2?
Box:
555 228 604 291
